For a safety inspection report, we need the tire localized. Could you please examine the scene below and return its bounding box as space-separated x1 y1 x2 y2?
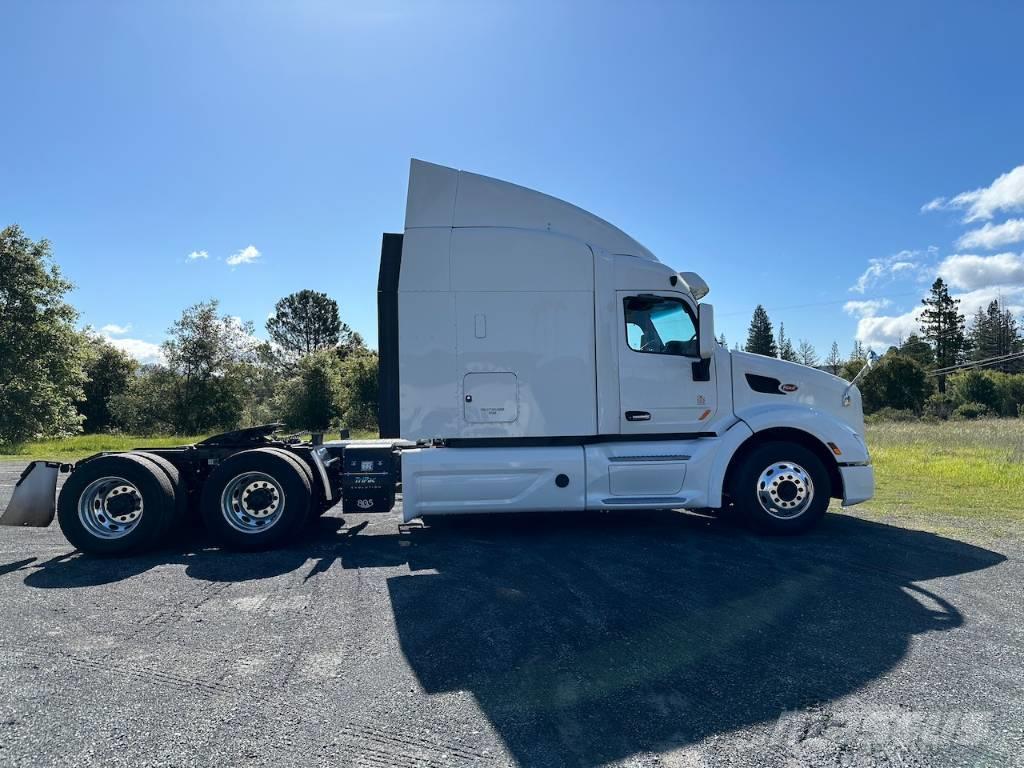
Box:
57 454 174 556
133 452 188 540
264 447 331 518
729 441 830 534
200 448 312 551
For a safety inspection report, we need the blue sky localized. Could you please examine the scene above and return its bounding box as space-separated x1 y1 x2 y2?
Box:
3 1 1023 363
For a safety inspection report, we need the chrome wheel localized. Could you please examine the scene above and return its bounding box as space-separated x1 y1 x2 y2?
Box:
220 472 285 534
78 476 144 540
756 461 814 520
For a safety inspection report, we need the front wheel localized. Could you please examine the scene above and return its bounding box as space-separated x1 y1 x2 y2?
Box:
729 442 830 534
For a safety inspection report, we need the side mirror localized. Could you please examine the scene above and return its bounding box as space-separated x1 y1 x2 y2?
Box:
698 303 715 359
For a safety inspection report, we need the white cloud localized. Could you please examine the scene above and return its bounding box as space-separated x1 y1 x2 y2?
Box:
850 250 926 293
924 164 1024 222
957 219 1024 250
227 245 261 266
101 323 131 335
843 299 891 318
186 249 209 261
854 308 923 351
104 336 165 365
937 252 1024 291
852 283 1024 351
953 285 1024 319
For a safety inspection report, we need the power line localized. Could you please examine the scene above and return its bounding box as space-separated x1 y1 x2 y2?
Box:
927 351 1024 376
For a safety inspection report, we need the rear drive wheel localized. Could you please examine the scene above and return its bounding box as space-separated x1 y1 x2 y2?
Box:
57 454 175 555
729 441 830 534
132 452 188 539
201 448 311 551
262 447 325 518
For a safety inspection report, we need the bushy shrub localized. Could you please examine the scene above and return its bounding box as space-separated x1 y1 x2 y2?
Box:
338 351 379 430
858 355 930 414
274 349 344 432
272 349 379 433
79 337 137 433
984 371 1024 417
109 366 179 434
865 408 919 423
923 392 956 420
948 370 1000 412
951 402 990 421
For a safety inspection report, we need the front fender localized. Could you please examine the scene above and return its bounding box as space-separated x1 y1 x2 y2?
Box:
736 404 870 464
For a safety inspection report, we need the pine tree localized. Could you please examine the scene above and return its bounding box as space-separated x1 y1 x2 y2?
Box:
919 277 966 393
797 339 818 367
898 333 935 368
998 305 1024 373
966 305 987 361
777 322 798 362
825 341 843 375
968 299 1023 372
744 305 777 357
850 340 866 362
717 332 727 347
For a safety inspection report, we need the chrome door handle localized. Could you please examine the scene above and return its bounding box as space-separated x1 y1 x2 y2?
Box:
625 411 651 422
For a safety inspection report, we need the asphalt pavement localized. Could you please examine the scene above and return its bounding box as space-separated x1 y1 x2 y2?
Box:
0 461 1022 767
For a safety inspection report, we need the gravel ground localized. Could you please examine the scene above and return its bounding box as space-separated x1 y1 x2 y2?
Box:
0 461 1022 768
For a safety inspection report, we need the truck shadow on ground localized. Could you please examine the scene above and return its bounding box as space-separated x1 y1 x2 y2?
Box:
342 511 1007 767
12 510 1007 767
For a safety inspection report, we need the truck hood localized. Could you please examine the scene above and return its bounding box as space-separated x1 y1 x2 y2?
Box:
729 351 866 437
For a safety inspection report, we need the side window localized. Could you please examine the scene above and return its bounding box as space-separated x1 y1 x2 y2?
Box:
623 296 698 356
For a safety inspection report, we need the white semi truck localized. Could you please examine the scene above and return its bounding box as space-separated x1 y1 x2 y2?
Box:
1 160 874 555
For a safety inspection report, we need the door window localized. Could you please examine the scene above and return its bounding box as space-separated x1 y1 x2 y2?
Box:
624 296 698 357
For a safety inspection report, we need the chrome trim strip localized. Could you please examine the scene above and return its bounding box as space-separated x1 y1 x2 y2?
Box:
609 454 691 463
602 496 688 506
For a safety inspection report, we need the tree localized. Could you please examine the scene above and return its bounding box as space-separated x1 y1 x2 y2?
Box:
338 351 379 430
275 349 344 432
825 341 843 375
162 300 257 433
857 356 930 413
266 289 358 366
337 328 367 361
898 334 934 368
0 226 87 444
840 358 866 381
744 305 777 357
849 340 866 362
919 278 966 393
109 365 179 434
948 369 1000 412
967 299 1023 373
777 323 798 362
717 333 727 347
79 336 136 432
234 342 284 427
796 340 818 367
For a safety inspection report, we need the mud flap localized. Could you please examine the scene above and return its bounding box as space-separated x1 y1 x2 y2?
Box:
0 461 60 527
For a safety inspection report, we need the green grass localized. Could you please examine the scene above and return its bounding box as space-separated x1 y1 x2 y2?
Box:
0 434 210 462
4 421 1020 536
853 418 1024 535
0 429 379 462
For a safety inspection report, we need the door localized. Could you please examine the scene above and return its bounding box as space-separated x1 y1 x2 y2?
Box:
617 291 717 434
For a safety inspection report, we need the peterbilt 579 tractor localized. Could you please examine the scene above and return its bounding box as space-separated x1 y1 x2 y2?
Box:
1 160 874 554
